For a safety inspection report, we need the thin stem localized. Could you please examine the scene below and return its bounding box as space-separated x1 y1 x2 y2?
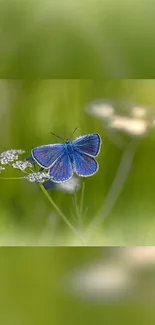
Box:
86 139 139 239
73 189 80 222
39 183 82 240
0 176 25 180
72 181 85 230
79 179 85 221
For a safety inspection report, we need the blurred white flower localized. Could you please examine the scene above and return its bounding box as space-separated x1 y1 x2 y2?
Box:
85 99 155 139
66 262 133 302
86 99 115 120
0 166 5 172
0 149 25 165
131 106 148 119
12 160 33 171
57 176 81 194
108 116 149 137
122 247 155 269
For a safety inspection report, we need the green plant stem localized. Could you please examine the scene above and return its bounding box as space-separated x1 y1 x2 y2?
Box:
86 139 139 239
39 183 81 238
0 176 24 180
73 190 80 222
79 179 85 221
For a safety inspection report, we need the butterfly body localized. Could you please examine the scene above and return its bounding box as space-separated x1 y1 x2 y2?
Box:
32 134 101 183
65 141 74 155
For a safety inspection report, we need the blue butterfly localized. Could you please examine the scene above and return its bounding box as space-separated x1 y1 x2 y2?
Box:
31 133 102 183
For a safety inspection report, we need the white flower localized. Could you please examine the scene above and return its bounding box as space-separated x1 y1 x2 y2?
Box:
121 247 155 269
86 99 115 120
86 100 155 138
24 172 50 183
131 106 148 119
66 262 133 302
108 116 149 137
0 166 5 172
0 149 25 165
12 160 33 171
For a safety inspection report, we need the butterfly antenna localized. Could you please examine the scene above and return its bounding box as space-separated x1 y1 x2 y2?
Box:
68 126 79 141
50 132 64 141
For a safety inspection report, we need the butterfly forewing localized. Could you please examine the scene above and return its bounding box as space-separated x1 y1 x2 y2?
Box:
72 133 101 157
32 144 65 169
49 153 73 182
73 150 98 176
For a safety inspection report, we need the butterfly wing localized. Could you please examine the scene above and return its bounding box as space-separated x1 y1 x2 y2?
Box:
49 152 73 182
31 144 65 169
72 133 101 157
42 180 56 191
73 150 98 177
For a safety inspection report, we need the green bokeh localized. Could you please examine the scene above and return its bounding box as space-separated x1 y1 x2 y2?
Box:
0 79 155 244
0 0 155 77
0 247 154 325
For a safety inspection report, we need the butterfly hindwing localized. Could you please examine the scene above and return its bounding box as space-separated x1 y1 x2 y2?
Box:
31 144 65 169
49 152 73 182
42 180 56 191
72 133 101 157
73 150 98 177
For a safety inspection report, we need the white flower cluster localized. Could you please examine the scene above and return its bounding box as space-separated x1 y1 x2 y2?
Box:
86 99 115 120
0 150 81 194
86 100 154 138
67 262 132 302
0 149 25 165
24 172 50 183
109 116 148 136
65 247 155 303
12 160 33 171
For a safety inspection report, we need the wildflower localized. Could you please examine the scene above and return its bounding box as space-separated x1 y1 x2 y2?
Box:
0 149 25 165
108 116 149 137
131 106 148 119
12 160 33 171
66 262 133 302
86 99 115 120
24 172 50 183
121 247 155 269
0 166 5 172
86 99 153 138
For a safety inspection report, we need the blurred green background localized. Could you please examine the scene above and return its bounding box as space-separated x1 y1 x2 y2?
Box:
0 79 155 245
0 0 155 77
1 1 155 322
0 247 154 325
